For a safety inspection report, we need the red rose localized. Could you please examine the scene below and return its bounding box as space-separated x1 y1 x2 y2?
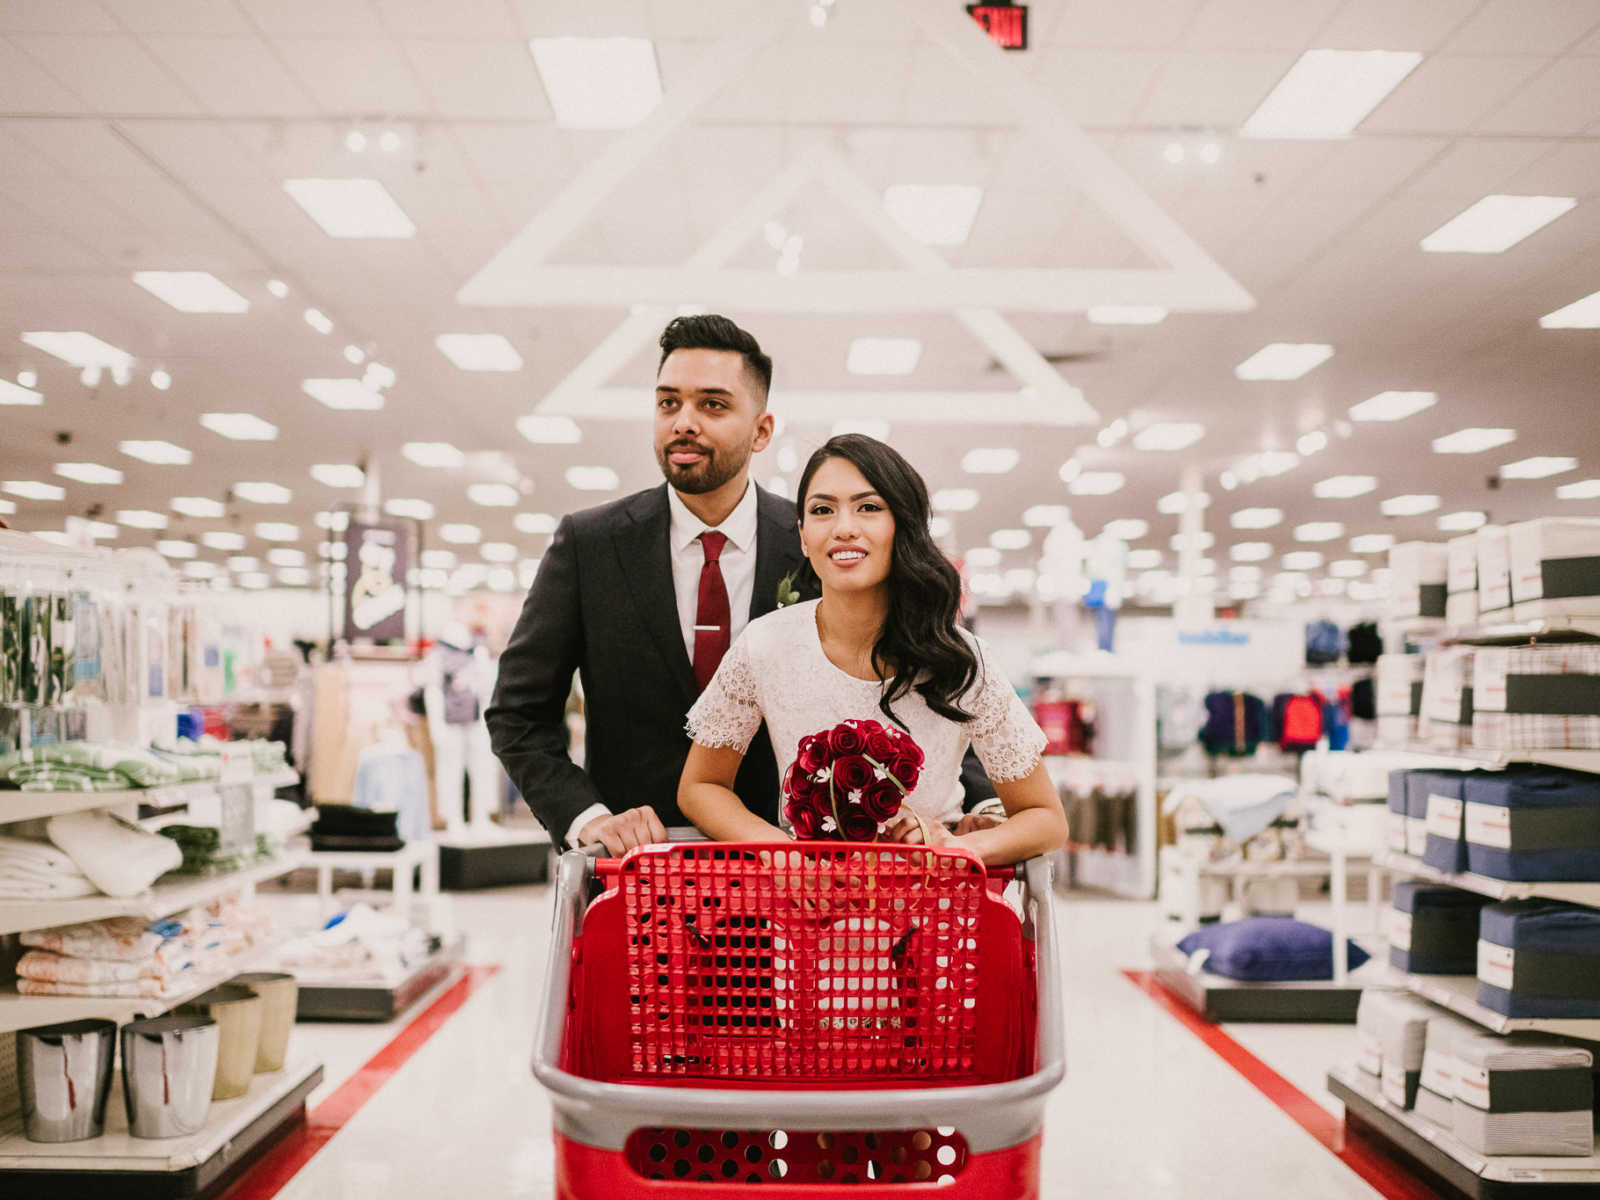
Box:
797 735 829 774
782 762 812 803
786 801 821 839
865 726 897 762
830 723 865 756
888 752 920 789
861 778 902 822
833 754 874 793
899 736 926 769
839 808 878 841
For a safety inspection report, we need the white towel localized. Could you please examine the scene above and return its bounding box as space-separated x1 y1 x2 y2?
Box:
0 875 99 899
0 835 82 874
45 810 181 898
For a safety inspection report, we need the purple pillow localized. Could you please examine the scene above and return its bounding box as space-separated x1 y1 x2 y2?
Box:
1177 917 1370 981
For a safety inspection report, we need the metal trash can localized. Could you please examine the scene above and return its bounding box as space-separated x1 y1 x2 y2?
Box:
121 1013 220 1139
16 1018 117 1142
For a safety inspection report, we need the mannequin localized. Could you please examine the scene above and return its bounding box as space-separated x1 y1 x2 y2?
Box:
423 622 501 836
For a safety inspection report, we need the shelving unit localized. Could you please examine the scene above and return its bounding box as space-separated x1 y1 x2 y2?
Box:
1375 852 1600 908
1389 968 1600 1040
1400 746 1600 774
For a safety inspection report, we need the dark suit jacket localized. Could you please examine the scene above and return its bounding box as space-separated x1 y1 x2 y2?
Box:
487 481 997 843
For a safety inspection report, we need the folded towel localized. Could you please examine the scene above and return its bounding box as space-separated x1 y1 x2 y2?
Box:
21 915 169 962
0 875 99 899
15 950 161 985
46 810 182 897
16 976 169 999
0 835 81 873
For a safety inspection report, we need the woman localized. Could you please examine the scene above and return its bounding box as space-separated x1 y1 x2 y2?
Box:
679 435 1067 866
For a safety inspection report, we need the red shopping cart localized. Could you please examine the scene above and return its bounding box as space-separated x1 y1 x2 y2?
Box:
534 838 1063 1198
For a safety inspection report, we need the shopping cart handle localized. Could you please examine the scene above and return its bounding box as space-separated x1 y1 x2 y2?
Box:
582 834 1025 883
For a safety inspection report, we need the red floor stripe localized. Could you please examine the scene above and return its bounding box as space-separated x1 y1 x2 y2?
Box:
218 964 501 1200
1122 970 1449 1200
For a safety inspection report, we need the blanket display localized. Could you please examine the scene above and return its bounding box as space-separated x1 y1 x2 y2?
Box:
1462 768 1600 882
1451 1027 1596 1157
0 737 291 792
1508 517 1600 622
45 810 182 897
1473 645 1600 752
1356 989 1434 1110
1477 900 1600 1019
0 834 97 899
271 903 436 985
1388 882 1489 976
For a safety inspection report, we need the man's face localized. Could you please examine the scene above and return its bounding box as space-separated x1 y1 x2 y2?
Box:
653 348 773 494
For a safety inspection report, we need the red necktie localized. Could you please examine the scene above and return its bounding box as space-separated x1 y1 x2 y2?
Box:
693 531 731 691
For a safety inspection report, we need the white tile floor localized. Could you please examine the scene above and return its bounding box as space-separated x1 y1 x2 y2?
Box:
268 885 1402 1200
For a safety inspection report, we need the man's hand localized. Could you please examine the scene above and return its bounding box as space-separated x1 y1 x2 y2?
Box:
953 809 1005 836
578 806 667 856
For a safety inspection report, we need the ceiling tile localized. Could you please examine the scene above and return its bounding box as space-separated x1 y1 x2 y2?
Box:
143 35 319 116
7 117 162 178
0 36 89 111
1313 0 1479 52
401 39 551 118
0 1 117 33
642 0 749 40
1136 51 1297 126
1361 55 1547 133
100 0 255 34
1510 141 1600 198
10 33 203 113
1443 0 1600 55
1044 0 1207 49
237 0 384 36
1183 0 1341 50
452 125 576 183
272 37 431 112
1476 57 1600 135
374 0 516 36
1028 49 1165 127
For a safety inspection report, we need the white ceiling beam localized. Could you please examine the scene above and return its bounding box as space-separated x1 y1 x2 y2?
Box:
551 389 1086 426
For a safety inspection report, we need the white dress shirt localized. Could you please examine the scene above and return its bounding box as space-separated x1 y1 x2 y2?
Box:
565 482 762 848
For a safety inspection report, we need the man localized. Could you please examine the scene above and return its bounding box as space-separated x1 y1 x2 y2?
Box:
487 314 999 855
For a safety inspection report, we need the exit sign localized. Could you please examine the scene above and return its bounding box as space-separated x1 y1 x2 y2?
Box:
966 3 1028 50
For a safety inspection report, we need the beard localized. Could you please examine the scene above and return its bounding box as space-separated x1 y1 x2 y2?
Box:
656 440 748 494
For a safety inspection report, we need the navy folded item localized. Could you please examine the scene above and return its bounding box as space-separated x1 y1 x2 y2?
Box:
1388 882 1489 975
1463 769 1600 882
1387 770 1411 854
1177 916 1370 982
1477 900 1600 1019
1405 770 1469 861
1414 769 1475 874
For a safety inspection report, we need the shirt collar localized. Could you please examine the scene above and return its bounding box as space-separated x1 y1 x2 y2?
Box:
668 480 759 555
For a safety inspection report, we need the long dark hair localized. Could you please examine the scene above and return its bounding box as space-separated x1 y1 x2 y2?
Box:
797 434 978 726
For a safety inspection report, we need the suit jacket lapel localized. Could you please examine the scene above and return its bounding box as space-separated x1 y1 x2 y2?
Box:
752 486 804 620
613 485 699 703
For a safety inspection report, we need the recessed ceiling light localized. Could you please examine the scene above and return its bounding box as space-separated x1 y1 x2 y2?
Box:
119 440 192 466
343 344 365 365
1433 427 1516 454
278 567 311 586
315 511 350 531
83 521 116 540
267 548 305 567
1068 472 1125 496
1420 195 1576 254
1133 422 1205 452
487 566 517 592
182 561 218 579
928 516 952 538
117 509 167 529
303 379 383 411
202 531 245 551
254 522 299 542
1230 542 1272 562
303 308 333 334
1501 456 1577 480
1296 430 1328 455
1022 504 1071 529
1102 518 1148 541
401 442 464 470
990 529 1031 551
932 488 980 513
0 379 42 406
1380 493 1440 516
266 279 289 298
436 333 523 372
567 466 620 492
1157 490 1209 515
1317 577 1347 596
1556 479 1600 500
0 499 13 515
1096 419 1128 447
237 572 271 590
150 369 171 390
1283 550 1324 570
1329 559 1367 578
831 418 891 440
415 567 448 590
1230 581 1261 600
311 464 365 489
1313 475 1377 499
384 498 435 521
965 547 1002 568
1350 533 1394 553
156 539 197 559
881 184 984 246
321 542 348 560
201 412 277 441
132 271 250 314
1255 450 1301 477
234 481 291 504
1228 565 1261 581
4 480 65 501
54 462 122 485
514 512 558 535
440 523 482 545
1349 390 1436 422
961 448 1019 474
421 549 456 569
517 415 582 444
1087 306 1166 325
1127 548 1162 569
283 179 416 239
1230 507 1283 529
529 36 662 128
468 482 519 508
1295 521 1344 542
846 337 922 376
481 542 518 563
1437 510 1487 532
1171 532 1215 552
21 331 133 370
228 556 258 571
172 497 224 518
1240 49 1421 139
1540 289 1600 329
1234 343 1333 381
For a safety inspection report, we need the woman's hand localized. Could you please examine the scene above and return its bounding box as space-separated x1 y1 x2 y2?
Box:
879 812 958 847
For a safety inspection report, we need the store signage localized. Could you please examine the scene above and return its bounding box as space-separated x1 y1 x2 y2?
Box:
1177 628 1251 646
966 3 1028 50
344 518 408 642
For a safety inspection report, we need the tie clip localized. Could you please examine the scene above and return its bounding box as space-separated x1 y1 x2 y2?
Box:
693 624 724 631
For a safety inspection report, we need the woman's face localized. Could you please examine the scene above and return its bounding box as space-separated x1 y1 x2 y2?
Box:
799 456 895 594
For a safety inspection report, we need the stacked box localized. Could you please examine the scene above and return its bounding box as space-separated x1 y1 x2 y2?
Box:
1388 542 1448 620
1376 654 1424 745
1477 525 1512 620
1418 768 1476 874
1451 1027 1596 1157
1356 989 1433 1109
1477 900 1600 1019
1463 768 1600 882
1388 881 1489 974
1420 647 1474 750
1404 770 1435 858
1446 534 1480 631
1509 517 1600 622
1416 1013 1478 1129
1472 644 1600 751
1387 770 1411 855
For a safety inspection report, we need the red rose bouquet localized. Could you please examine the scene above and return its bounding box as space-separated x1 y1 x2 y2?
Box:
782 718 926 842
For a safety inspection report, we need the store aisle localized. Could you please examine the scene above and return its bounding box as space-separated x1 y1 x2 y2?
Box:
244 890 1405 1200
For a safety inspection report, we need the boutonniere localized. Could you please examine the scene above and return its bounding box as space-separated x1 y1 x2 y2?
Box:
775 570 801 609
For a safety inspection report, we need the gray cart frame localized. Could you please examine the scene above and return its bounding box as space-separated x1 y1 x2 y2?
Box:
533 844 1065 1156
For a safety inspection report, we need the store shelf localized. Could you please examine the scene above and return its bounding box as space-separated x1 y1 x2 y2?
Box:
291 936 463 1021
1377 851 1600 907
0 1054 323 1197
1149 934 1377 1023
1387 969 1600 1041
2 767 298 829
1398 745 1600 775
1452 616 1600 646
0 853 307 937
1329 1065 1600 1197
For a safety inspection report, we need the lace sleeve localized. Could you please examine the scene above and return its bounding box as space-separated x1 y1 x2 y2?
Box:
966 643 1048 783
684 634 763 754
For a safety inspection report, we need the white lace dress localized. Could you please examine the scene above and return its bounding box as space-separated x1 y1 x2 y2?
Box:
685 600 1047 825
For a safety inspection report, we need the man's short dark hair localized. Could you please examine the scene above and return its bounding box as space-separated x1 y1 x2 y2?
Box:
657 314 772 402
